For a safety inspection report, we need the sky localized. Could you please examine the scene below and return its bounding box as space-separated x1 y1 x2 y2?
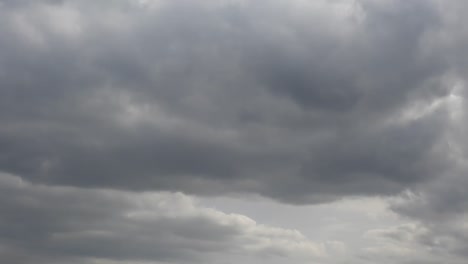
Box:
1 0 468 263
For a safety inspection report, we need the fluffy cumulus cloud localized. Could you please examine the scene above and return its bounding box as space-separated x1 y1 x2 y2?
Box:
2 0 468 263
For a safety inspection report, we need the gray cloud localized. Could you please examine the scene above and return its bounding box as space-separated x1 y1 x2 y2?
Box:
0 172 328 264
386 4 468 253
3 0 468 262
0 0 456 203
4 0 468 264
359 223 467 264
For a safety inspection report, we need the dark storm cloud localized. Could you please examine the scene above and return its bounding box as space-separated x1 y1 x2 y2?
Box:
0 0 456 203
385 0 468 254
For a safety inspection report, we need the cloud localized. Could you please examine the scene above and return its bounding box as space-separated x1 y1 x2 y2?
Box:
388 169 468 263
0 172 328 264
359 223 455 264
0 0 456 204
3 0 468 262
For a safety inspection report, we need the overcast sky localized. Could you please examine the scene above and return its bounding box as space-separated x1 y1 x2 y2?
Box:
1 0 468 263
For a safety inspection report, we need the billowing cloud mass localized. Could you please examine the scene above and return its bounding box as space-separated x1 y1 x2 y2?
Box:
0 0 454 201
1 0 468 263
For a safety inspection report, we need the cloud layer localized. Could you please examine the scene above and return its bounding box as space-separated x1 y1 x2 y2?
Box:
2 0 468 263
0 172 329 264
0 0 456 203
